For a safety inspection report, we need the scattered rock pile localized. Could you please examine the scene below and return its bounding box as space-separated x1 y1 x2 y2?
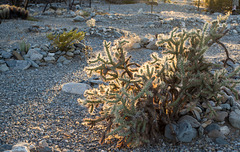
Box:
164 87 240 144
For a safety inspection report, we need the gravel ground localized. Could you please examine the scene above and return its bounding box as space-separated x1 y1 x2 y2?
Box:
0 1 240 151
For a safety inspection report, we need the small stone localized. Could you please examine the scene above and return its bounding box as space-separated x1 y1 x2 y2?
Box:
146 41 158 50
215 137 228 145
220 103 231 110
57 56 67 63
66 52 74 57
41 45 49 52
24 58 39 68
213 111 228 122
220 126 230 135
73 16 85 22
62 82 92 95
138 8 143 14
0 59 5 64
1 51 12 59
132 43 141 49
0 144 13 151
48 53 55 57
229 109 240 129
69 10 76 17
73 50 81 55
0 63 9 72
39 140 48 147
232 29 238 35
208 130 225 139
12 51 24 60
44 56 56 62
140 37 149 45
63 60 71 65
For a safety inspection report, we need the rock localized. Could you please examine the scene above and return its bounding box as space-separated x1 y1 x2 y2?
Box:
12 142 30 152
66 52 74 57
62 82 92 95
24 58 39 68
41 45 49 52
0 59 5 64
0 63 9 72
44 56 56 62
36 146 52 152
233 29 238 35
229 109 240 129
73 16 85 22
74 42 86 49
138 8 143 14
56 9 62 15
6 60 17 67
57 56 67 63
213 111 228 122
132 43 141 49
0 144 13 151
140 38 149 46
48 53 55 57
27 49 43 61
220 103 231 110
178 115 201 128
205 123 220 133
165 121 197 142
215 137 228 145
146 41 158 50
220 126 230 135
1 51 12 59
12 51 24 60
208 129 225 139
63 60 71 65
73 50 81 55
39 140 48 148
14 60 31 70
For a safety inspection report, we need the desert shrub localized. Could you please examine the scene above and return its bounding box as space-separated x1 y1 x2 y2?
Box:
79 14 240 148
203 0 232 13
47 30 85 52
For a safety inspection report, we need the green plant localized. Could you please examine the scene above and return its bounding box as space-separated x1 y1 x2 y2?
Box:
19 40 30 53
47 30 85 52
79 14 240 148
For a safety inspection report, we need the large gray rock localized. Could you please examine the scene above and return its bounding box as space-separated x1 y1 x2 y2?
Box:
73 16 85 22
27 49 43 61
229 109 240 129
62 82 92 95
0 63 9 72
178 115 201 128
165 121 197 142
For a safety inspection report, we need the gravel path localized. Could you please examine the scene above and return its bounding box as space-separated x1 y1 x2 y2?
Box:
1 1 240 151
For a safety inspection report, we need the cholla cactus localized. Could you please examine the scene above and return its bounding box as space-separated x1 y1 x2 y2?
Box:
79 14 240 148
